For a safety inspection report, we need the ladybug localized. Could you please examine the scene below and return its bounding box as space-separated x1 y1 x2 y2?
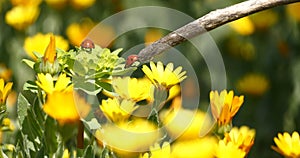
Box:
125 55 139 68
80 39 95 52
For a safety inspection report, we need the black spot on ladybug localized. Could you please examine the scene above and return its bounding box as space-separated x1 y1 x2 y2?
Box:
80 39 95 52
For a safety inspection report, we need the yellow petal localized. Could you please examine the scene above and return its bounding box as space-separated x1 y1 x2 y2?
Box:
43 34 56 63
54 74 71 91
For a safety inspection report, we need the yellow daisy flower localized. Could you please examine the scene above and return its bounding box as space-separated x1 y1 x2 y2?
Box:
171 136 217 158
95 118 161 157
215 140 246 158
229 16 255 36
24 33 69 60
0 78 13 106
272 131 300 157
112 77 154 102
36 73 71 94
43 85 91 125
100 98 138 123
140 142 171 158
144 29 163 46
223 126 255 154
5 5 40 30
66 19 95 46
210 90 244 126
236 73 269 96
69 0 96 10
142 61 187 89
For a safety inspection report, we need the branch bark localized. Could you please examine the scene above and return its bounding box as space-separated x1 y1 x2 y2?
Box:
137 0 300 62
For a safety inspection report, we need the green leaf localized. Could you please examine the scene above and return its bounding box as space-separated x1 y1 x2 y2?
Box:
112 66 137 76
23 81 38 92
32 96 45 127
33 51 43 58
22 59 35 69
44 116 58 155
96 81 112 92
74 80 102 95
83 145 95 157
17 94 31 125
22 109 43 143
17 93 43 148
83 118 101 131
73 60 87 76
101 48 111 55
111 48 123 55
54 142 64 158
0 150 8 158
35 145 45 158
17 133 35 157
87 71 111 79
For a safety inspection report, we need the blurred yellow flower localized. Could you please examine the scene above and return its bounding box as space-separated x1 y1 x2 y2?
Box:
2 118 15 131
6 90 17 107
251 10 278 30
0 78 13 105
227 37 256 61
45 0 68 10
272 131 300 157
171 136 217 158
95 119 161 156
144 29 163 46
0 64 12 81
142 61 187 89
223 126 255 154
66 19 95 46
36 73 71 94
229 17 255 35
210 90 244 126
24 33 69 60
236 73 269 96
112 77 154 102
286 3 300 21
5 5 40 30
215 140 246 158
100 98 138 123
160 108 212 140
69 0 96 10
43 86 91 125
62 149 70 158
140 142 171 158
10 0 42 6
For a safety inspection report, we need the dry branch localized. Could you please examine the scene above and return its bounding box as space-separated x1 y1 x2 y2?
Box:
136 0 300 62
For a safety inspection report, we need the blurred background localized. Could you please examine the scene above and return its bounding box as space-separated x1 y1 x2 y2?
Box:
0 0 300 157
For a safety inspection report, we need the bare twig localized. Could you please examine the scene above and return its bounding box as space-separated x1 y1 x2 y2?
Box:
136 0 300 62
